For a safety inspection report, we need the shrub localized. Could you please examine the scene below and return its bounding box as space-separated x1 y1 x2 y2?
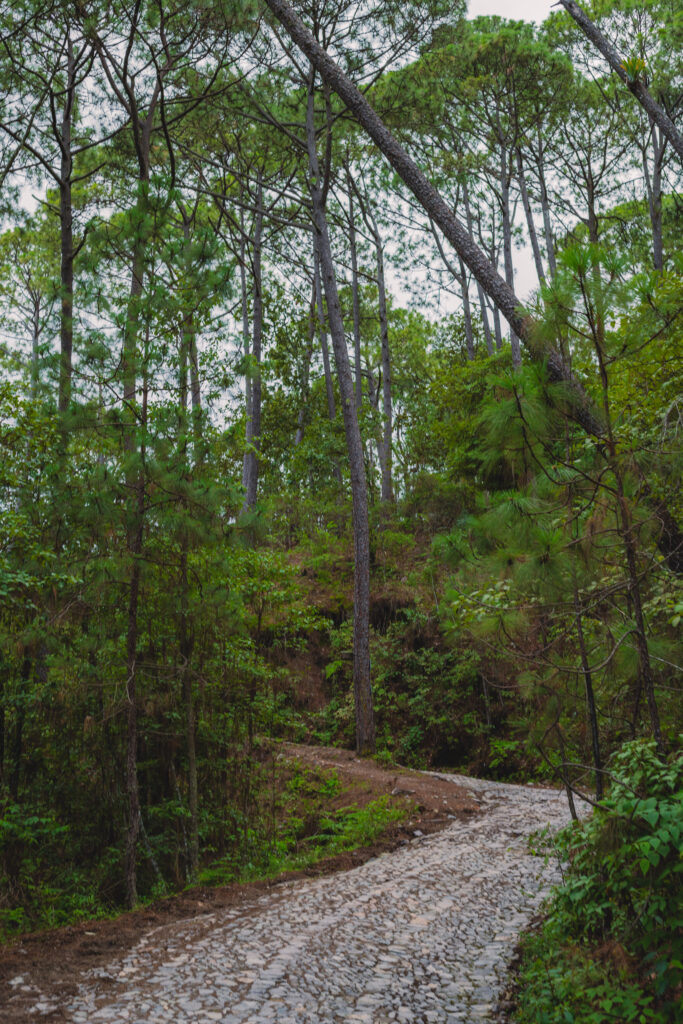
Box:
515 739 683 1023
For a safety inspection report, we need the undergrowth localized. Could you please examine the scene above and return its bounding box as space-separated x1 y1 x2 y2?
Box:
514 739 683 1024
0 758 411 940
199 760 410 885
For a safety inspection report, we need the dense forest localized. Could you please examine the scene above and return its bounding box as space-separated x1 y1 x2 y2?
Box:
0 0 681 1018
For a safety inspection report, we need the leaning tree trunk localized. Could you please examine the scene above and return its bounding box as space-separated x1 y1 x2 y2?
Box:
263 0 683 574
306 78 375 754
263 0 607 433
558 0 683 164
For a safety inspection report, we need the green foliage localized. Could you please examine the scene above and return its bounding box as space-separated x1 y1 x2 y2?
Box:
1 0 682 952
515 741 683 1024
198 760 408 885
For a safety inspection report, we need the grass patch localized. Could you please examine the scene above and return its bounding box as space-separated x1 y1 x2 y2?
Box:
197 757 414 887
199 790 410 886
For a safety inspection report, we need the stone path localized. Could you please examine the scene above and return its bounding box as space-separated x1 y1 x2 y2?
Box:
63 774 576 1024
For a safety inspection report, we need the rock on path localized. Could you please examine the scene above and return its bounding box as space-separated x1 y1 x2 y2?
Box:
63 774 575 1024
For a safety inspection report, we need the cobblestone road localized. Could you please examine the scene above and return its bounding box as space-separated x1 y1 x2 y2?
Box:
63 774 575 1024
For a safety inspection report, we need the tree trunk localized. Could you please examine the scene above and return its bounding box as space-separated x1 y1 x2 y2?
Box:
463 180 494 355
313 230 337 422
537 154 557 278
373 227 393 502
0 657 5 784
587 178 599 244
179 209 205 463
516 147 545 285
124 507 142 909
8 656 30 802
430 220 475 361
243 179 263 510
591 288 665 754
313 228 344 488
295 283 316 446
122 121 152 906
575 601 603 800
500 144 521 367
58 34 75 415
178 310 199 882
643 123 664 271
31 313 40 400
306 77 375 754
240 220 251 493
493 304 503 353
347 172 363 409
558 0 683 164
459 258 476 361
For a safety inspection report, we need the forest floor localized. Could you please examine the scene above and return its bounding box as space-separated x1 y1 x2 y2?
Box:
0 745 481 1023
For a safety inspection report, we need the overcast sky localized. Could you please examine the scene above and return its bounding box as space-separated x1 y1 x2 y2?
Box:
467 0 555 23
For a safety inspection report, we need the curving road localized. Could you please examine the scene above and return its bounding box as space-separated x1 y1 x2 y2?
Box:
62 774 575 1024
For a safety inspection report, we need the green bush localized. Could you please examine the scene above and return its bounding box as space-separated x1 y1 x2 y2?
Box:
515 739 683 1023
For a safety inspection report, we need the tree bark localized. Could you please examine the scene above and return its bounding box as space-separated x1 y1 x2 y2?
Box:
499 143 521 367
590 285 665 753
643 123 664 271
240 220 251 493
178 303 199 883
516 147 546 285
430 221 475 361
538 156 557 279
295 283 316 446
463 180 494 355
121 105 153 907
306 77 375 754
558 0 683 164
313 230 337 423
58 34 75 415
242 179 264 510
459 258 476 361
492 304 503 353
347 171 363 409
179 206 205 463
366 215 393 502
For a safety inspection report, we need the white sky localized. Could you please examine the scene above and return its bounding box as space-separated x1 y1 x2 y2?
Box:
467 0 555 23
